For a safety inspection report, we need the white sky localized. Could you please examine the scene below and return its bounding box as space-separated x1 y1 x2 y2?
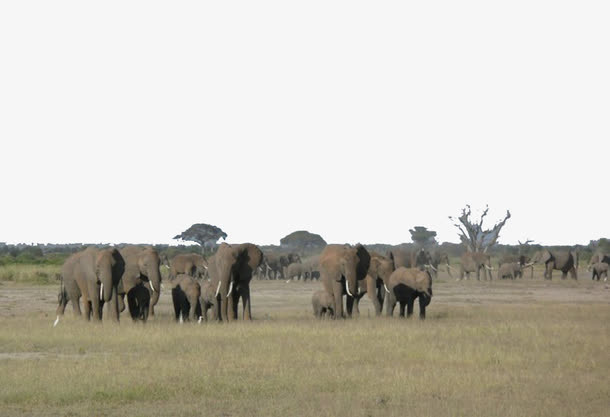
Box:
1 1 608 247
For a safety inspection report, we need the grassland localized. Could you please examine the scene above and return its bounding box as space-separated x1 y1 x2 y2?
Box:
0 269 609 417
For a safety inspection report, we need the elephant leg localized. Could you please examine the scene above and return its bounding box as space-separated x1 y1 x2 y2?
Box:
406 299 414 317
110 285 120 323
368 290 381 316
331 281 344 318
241 286 252 320
229 290 239 320
118 294 126 313
88 283 102 321
418 297 426 319
127 292 140 321
172 290 181 321
476 267 481 281
82 296 91 321
399 302 406 317
386 292 396 317
71 295 82 316
570 267 577 280
189 295 198 321
377 288 386 316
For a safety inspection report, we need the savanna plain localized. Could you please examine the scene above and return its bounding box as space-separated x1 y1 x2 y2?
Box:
0 266 609 417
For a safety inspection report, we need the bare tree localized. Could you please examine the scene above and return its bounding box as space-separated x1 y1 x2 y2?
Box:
449 205 511 253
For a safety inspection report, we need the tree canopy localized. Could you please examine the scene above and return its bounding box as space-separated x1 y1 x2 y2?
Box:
409 226 437 247
173 223 227 247
280 230 327 250
449 205 511 252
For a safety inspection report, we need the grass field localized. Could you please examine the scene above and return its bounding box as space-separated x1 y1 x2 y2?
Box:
0 269 609 416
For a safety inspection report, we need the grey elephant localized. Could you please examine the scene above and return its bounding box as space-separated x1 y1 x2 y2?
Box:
312 290 334 318
498 262 522 280
128 282 150 322
208 243 263 321
300 255 320 281
588 252 609 269
55 247 125 325
285 262 306 280
459 251 493 280
430 250 453 278
169 254 208 280
385 267 432 319
118 246 163 320
353 252 395 316
590 262 608 281
319 244 370 319
530 249 577 280
171 274 202 322
200 280 217 321
262 252 301 280
388 247 432 270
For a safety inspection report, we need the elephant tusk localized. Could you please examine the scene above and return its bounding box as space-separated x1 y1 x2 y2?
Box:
215 281 222 297
149 281 156 293
227 281 233 297
53 315 60 327
345 281 353 297
100 283 104 301
426 264 437 272
384 284 390 293
485 265 493 270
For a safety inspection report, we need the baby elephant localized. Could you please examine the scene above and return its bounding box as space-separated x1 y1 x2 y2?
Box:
127 283 150 322
200 280 218 321
171 274 202 322
385 267 432 319
498 262 522 280
312 290 334 318
590 262 608 281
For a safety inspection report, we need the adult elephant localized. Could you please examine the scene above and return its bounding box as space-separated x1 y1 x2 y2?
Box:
208 243 263 321
263 252 301 279
430 250 453 278
55 247 124 325
385 267 432 319
388 247 433 270
285 262 307 280
530 249 577 279
169 253 208 280
319 244 370 319
118 246 163 320
171 274 202 322
353 252 395 316
459 251 493 280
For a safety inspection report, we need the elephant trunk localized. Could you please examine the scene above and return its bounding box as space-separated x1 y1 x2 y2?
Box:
147 266 162 307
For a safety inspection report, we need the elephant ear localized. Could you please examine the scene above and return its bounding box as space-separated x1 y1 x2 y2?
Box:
355 244 370 280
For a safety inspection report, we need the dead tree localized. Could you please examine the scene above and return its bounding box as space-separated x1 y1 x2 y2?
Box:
449 205 511 253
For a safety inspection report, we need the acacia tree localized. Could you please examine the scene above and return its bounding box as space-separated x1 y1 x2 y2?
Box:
173 223 227 254
280 230 327 253
409 226 437 248
449 205 511 253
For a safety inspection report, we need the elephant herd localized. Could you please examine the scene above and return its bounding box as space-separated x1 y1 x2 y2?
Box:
53 243 608 326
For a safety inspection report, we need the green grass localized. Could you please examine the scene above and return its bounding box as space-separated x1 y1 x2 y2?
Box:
0 278 609 417
0 264 61 285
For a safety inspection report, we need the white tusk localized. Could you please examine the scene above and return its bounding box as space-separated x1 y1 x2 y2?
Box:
345 281 353 297
426 264 437 272
149 281 156 293
53 315 60 327
215 281 222 297
100 283 104 300
227 281 233 297
384 284 390 293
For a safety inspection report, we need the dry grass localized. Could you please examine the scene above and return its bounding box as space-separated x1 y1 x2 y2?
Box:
0 264 61 285
0 273 609 417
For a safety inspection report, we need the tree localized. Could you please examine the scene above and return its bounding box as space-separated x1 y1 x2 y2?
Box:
173 223 227 253
449 205 511 253
409 226 437 247
280 231 327 251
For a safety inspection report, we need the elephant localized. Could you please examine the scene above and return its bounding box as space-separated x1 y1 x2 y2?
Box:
497 262 522 280
128 282 150 322
312 290 334 318
285 262 306 280
588 252 609 269
318 244 371 319
530 249 577 280
171 274 202 322
458 251 493 280
55 247 125 325
499 254 533 278
353 252 395 316
385 267 432 319
430 250 453 278
208 243 263 321
200 280 217 321
388 247 432 270
118 246 163 320
590 262 608 281
262 252 301 279
169 254 208 280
